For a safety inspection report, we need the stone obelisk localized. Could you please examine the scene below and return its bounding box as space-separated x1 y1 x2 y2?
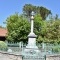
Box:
23 11 40 56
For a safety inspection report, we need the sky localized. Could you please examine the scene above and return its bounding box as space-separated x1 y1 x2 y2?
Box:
0 0 60 27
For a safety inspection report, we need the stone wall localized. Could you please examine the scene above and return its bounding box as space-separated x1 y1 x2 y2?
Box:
0 51 22 60
0 51 60 60
46 54 60 60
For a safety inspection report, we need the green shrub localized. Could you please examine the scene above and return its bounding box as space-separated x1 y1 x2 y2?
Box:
52 46 60 53
0 41 8 51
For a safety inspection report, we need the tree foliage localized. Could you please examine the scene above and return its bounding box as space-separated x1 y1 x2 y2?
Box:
34 14 43 35
38 19 60 43
23 4 52 20
23 4 36 17
39 6 51 20
6 13 60 44
6 13 30 43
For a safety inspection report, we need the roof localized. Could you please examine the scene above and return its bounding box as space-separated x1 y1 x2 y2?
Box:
0 28 7 37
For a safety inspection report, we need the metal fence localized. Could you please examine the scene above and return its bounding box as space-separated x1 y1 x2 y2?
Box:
1 42 60 60
37 43 60 54
4 42 60 54
6 42 22 53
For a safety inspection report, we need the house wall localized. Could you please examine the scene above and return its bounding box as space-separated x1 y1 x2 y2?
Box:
0 37 6 41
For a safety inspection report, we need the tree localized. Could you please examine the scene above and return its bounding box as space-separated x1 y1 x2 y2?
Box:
39 19 60 43
6 13 30 43
37 20 47 43
23 4 36 17
39 6 51 20
55 14 59 20
34 14 45 43
34 14 43 35
23 4 52 20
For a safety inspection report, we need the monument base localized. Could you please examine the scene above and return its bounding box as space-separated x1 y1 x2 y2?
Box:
23 32 40 56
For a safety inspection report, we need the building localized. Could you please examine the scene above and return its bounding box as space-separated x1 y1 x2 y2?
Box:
0 28 7 41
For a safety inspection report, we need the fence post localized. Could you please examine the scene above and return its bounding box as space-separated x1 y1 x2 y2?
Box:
45 55 46 60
